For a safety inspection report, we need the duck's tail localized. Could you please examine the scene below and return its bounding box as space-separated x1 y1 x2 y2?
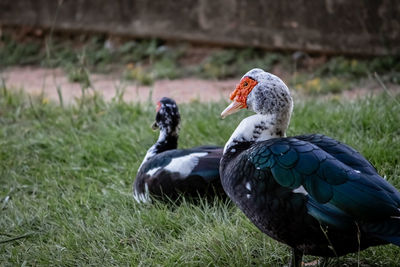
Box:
363 217 400 246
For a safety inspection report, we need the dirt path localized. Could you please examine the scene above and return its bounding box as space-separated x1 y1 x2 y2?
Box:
1 67 237 104
1 67 399 104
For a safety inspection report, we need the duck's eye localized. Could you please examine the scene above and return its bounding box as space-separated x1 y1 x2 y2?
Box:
243 81 249 87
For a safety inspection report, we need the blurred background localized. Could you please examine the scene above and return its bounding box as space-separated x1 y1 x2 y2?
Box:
0 0 399 103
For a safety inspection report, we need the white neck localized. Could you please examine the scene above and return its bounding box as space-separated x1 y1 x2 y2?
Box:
137 128 168 172
223 113 289 154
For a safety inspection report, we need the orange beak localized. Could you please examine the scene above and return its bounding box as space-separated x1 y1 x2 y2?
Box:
221 100 244 119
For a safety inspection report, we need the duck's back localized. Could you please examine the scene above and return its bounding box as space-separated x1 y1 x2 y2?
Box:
134 146 225 202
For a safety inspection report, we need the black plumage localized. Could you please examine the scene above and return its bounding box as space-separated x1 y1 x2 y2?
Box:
221 134 399 256
220 68 400 266
133 97 226 203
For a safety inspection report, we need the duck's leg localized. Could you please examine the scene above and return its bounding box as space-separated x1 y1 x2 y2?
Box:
290 248 303 267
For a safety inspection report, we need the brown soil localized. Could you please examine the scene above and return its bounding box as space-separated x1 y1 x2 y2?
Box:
1 66 237 104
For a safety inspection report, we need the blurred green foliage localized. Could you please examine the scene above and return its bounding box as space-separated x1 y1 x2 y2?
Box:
1 32 400 88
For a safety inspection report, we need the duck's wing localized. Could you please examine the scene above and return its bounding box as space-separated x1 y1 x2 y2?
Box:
247 135 400 222
189 147 223 180
296 134 377 175
134 147 224 202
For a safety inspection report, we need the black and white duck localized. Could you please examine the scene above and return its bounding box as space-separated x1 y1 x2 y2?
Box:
133 97 225 203
219 68 400 266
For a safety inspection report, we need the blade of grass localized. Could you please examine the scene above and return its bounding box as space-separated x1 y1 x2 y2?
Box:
0 233 34 244
374 72 400 106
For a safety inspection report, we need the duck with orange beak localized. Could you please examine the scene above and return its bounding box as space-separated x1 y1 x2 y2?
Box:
219 68 400 266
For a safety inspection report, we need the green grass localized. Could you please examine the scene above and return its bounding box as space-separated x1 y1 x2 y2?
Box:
1 84 400 266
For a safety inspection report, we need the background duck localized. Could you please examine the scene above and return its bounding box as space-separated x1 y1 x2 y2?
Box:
220 68 400 266
133 97 226 203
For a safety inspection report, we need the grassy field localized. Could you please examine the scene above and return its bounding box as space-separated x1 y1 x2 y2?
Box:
1 84 400 266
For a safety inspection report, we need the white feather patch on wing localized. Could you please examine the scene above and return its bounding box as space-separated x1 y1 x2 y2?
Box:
292 185 308 195
133 189 141 203
146 166 161 176
133 183 151 203
164 152 208 178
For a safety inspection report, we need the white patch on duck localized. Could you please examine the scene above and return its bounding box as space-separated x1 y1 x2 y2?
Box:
165 103 176 108
133 190 140 203
292 185 308 196
133 183 151 203
164 152 208 178
137 130 168 172
245 182 251 191
146 166 161 176
246 194 251 199
224 113 281 153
